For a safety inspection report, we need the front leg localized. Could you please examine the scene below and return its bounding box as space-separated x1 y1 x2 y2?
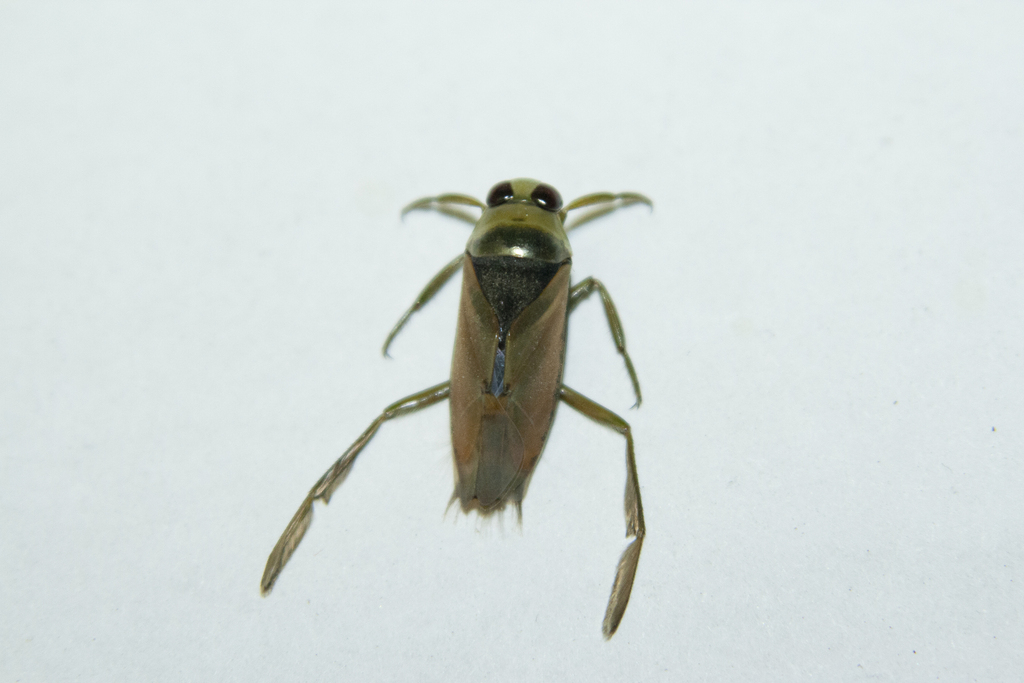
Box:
401 193 485 226
560 191 652 232
569 277 642 407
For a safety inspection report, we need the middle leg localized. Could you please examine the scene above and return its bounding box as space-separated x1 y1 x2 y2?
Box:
382 253 464 357
569 277 642 407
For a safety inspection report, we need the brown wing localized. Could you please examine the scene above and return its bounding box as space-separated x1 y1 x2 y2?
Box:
449 257 570 511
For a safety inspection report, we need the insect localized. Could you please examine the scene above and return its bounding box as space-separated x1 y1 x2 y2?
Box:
261 178 652 637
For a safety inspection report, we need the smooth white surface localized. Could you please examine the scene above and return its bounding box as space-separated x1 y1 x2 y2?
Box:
2 2 1022 681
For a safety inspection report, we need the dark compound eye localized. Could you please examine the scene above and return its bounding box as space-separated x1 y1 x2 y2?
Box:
530 183 562 212
486 181 515 207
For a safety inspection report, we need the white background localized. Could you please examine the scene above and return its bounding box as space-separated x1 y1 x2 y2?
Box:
2 2 1022 681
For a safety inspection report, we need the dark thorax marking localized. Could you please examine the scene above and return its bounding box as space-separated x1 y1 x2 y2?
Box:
471 255 563 397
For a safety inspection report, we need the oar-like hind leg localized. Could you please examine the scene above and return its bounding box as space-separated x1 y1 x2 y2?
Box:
558 385 645 639
261 381 451 595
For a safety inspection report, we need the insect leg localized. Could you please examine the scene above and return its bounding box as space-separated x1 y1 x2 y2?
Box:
401 193 485 225
260 381 451 595
382 253 464 357
560 192 652 232
558 384 645 639
568 277 642 408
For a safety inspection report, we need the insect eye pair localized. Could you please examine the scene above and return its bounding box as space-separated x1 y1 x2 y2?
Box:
486 182 563 212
